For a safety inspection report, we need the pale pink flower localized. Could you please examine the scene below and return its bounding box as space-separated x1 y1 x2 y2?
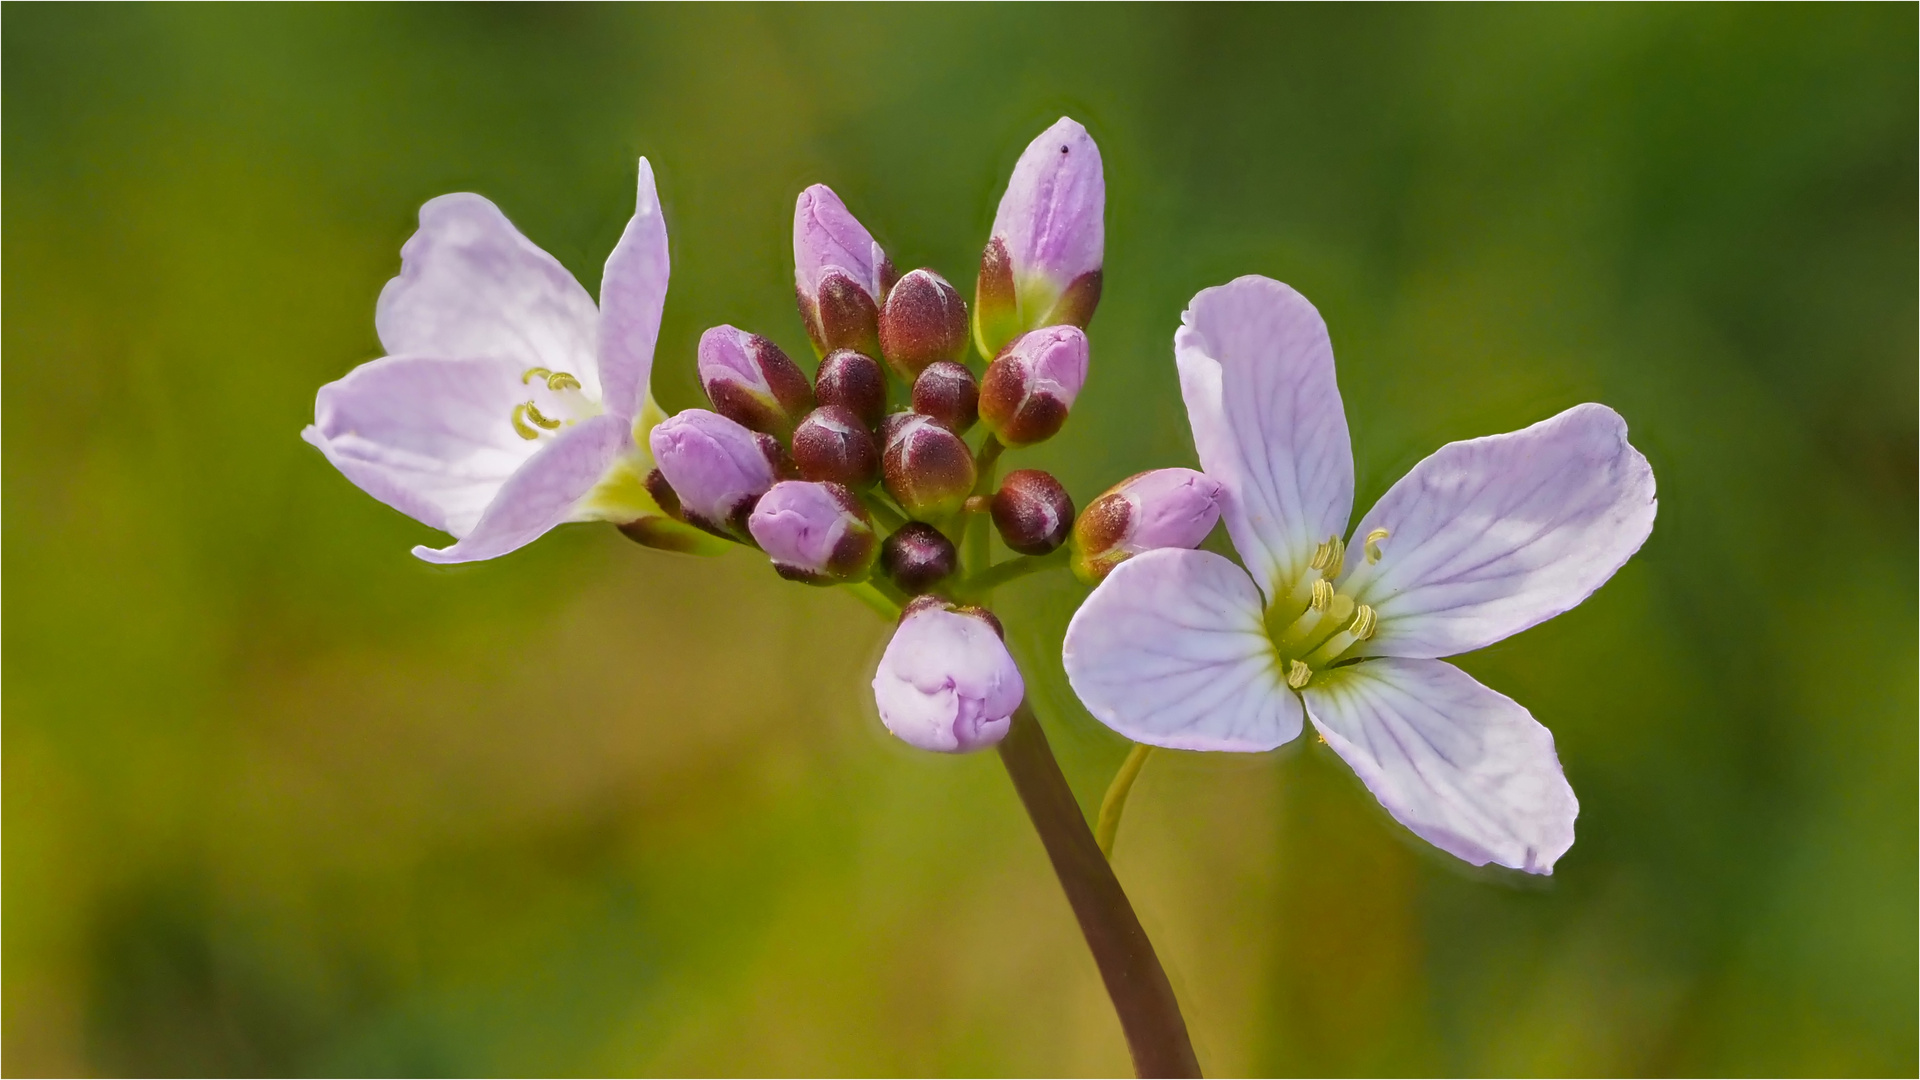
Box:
1064 276 1657 873
304 160 699 562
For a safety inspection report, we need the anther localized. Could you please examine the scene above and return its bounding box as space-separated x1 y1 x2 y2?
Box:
511 401 563 440
1309 534 1346 577
1364 527 1390 564
545 371 582 391
1349 603 1377 641
521 367 553 384
1310 578 1334 611
1286 659 1312 690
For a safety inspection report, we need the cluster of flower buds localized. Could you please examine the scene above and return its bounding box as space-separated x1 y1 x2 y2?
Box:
306 126 1221 765
636 117 1159 755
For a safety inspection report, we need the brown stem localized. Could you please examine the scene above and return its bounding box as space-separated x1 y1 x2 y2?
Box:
996 703 1202 1077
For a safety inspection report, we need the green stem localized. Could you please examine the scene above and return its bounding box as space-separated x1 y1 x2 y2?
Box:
1095 743 1155 859
843 580 901 620
960 545 1071 596
964 436 1004 581
860 490 907 532
997 705 1201 1077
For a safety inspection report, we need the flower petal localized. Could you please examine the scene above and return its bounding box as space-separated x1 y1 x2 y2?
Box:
375 192 601 399
1063 548 1301 752
303 354 536 537
1340 403 1657 658
412 413 631 564
1301 657 1577 874
595 158 670 422
793 184 889 301
990 116 1105 289
1175 276 1354 601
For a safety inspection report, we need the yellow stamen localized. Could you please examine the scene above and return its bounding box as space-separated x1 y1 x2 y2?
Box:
521 366 553 384
1309 534 1346 578
1286 659 1312 690
1364 527 1390 564
545 371 581 391
511 401 563 440
1310 578 1334 611
1349 603 1378 641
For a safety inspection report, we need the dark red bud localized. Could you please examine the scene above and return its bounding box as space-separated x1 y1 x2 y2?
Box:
791 405 880 487
880 521 958 595
699 330 814 437
812 269 881 357
879 268 969 378
910 361 979 434
991 469 1074 556
814 349 888 430
882 414 977 520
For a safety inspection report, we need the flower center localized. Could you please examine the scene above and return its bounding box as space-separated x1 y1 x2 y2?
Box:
511 367 599 440
1264 529 1391 690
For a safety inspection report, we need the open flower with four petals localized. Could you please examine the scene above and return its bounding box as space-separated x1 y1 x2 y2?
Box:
304 160 717 562
1063 275 1656 873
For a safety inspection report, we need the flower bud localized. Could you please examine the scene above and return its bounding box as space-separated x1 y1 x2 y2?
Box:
697 325 815 438
974 117 1105 358
791 405 880 487
814 349 888 430
872 601 1023 753
878 268 969 378
747 480 877 584
910 361 978 434
647 409 779 539
881 412 977 520
1071 468 1223 582
978 325 1089 447
991 469 1074 556
794 184 895 357
880 521 958 595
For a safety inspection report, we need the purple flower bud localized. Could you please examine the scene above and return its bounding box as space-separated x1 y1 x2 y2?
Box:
974 117 1105 358
697 325 815 437
747 480 877 583
881 412 977 520
978 325 1089 447
648 409 779 538
880 521 957 594
794 184 895 357
872 602 1023 753
878 268 969 378
814 349 888 430
991 469 1074 556
791 405 879 487
1071 468 1223 582
910 361 979 434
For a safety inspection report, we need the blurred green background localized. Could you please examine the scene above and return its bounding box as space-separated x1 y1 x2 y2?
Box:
5 5 1914 1075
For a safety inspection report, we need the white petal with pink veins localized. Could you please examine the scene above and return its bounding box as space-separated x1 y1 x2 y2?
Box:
413 413 633 564
375 192 602 400
1303 657 1577 874
303 354 535 537
1175 275 1353 600
596 159 670 421
1064 548 1301 752
1340 403 1657 659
